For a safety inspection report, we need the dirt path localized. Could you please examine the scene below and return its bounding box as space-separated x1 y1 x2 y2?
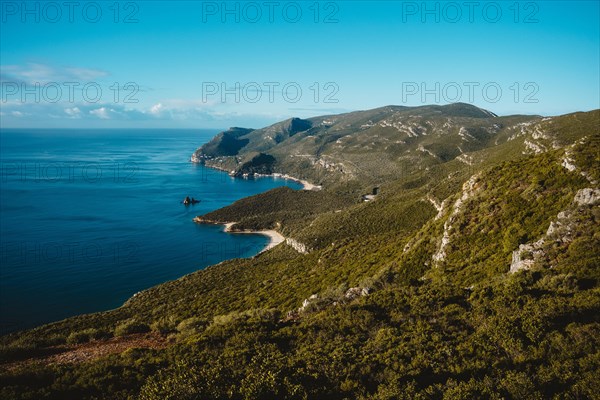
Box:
1 332 168 371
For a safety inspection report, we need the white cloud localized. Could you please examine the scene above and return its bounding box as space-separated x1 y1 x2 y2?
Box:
0 98 289 128
1 63 108 85
89 107 110 119
149 103 164 115
64 67 108 81
1 63 54 83
64 107 82 118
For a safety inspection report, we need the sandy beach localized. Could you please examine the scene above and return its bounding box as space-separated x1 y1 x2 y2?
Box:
223 222 285 254
271 173 322 191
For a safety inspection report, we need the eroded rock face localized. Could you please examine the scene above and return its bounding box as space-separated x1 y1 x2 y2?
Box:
574 188 600 206
433 174 481 263
297 294 318 313
344 287 362 300
562 156 577 172
286 238 309 254
509 187 598 274
510 241 544 273
295 287 372 316
344 287 371 301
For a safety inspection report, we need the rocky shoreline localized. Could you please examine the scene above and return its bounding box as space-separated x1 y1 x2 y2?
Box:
190 155 321 191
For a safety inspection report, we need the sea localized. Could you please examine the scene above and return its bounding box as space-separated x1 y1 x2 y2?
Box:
0 129 301 334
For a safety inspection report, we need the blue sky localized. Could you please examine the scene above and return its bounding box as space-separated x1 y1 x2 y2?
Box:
1 1 598 128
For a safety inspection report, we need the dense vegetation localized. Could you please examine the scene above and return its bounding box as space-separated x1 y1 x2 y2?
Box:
196 127 253 158
1 106 598 399
197 186 359 234
233 153 277 177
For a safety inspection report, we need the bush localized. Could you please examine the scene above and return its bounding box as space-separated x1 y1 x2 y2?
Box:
66 328 112 344
212 308 280 327
67 329 92 345
150 316 178 335
175 317 207 337
114 320 150 337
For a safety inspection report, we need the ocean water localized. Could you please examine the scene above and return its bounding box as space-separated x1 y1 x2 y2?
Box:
0 129 301 334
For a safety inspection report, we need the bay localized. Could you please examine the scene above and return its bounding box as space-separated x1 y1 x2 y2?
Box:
0 129 301 334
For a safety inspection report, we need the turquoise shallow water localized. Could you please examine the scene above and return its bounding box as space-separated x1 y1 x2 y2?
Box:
0 129 301 334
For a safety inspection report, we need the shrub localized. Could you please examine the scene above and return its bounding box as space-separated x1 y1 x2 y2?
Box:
114 320 150 337
66 328 110 345
150 316 178 335
212 308 281 327
175 317 207 337
66 329 94 344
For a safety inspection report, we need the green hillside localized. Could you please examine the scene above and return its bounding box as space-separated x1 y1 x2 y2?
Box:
1 106 598 400
191 103 540 186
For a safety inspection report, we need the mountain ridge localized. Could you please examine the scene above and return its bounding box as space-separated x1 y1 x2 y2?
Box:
191 103 540 184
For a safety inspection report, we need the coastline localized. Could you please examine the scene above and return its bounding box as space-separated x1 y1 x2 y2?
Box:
189 158 318 256
224 222 285 254
271 173 322 191
190 156 321 191
194 219 286 255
